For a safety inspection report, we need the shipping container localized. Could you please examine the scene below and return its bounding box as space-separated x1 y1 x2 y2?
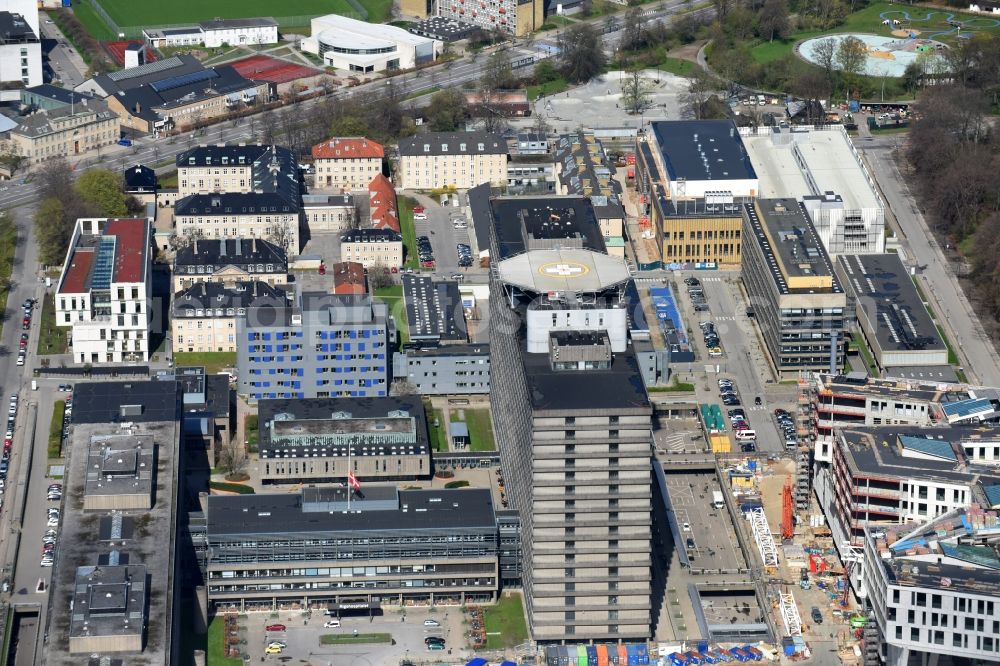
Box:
744 646 763 661
597 644 610 666
699 653 716 664
547 646 561 666
729 648 750 662
618 645 629 664
588 645 599 666
670 653 688 666
684 652 702 665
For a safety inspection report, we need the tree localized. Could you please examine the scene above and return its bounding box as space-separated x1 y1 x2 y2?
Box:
483 50 516 91
368 265 393 290
267 219 296 254
217 437 248 479
811 37 838 93
426 88 467 131
0 153 26 177
329 115 370 138
35 197 71 266
620 7 645 52
557 23 608 84
533 59 560 86
621 69 654 114
681 67 719 119
759 0 790 42
74 169 127 217
836 36 868 99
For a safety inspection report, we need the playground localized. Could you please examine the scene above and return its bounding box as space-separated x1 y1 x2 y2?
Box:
800 33 946 76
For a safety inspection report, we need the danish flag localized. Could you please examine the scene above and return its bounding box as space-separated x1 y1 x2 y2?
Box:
348 470 361 492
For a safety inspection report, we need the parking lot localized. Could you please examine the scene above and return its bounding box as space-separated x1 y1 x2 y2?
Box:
240 605 468 664
411 197 476 277
664 471 747 574
671 273 792 454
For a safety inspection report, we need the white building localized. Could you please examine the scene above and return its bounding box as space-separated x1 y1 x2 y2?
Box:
56 218 153 365
300 14 438 73
742 125 885 255
143 17 278 49
0 11 41 88
200 18 278 48
862 509 1000 666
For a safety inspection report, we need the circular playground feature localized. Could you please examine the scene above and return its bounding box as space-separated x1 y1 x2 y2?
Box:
799 33 946 77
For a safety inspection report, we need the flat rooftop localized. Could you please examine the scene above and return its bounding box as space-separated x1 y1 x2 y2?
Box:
817 372 969 403
649 120 756 182
870 507 1000 596
744 198 843 295
523 342 650 412
489 195 606 259
59 219 149 294
837 253 944 354
69 565 148 642
840 427 1000 488
498 248 631 295
72 380 180 424
401 275 467 342
206 487 497 536
258 395 428 456
84 434 156 501
743 127 881 213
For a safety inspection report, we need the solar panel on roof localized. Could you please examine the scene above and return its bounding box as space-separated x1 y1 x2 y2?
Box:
150 68 218 93
899 435 957 462
107 56 185 82
942 398 993 419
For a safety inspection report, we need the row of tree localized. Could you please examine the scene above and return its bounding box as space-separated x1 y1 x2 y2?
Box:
905 34 1000 325
34 161 142 266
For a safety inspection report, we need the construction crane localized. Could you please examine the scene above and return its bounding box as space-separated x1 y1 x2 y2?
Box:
781 477 795 540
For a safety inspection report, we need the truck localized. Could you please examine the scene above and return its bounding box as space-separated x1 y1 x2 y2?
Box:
712 491 724 509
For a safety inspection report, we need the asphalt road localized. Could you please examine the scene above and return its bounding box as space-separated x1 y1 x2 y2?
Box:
38 18 86 89
859 137 1000 387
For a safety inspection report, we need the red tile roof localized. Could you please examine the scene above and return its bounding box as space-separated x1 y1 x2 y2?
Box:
105 218 148 284
58 248 96 294
368 174 399 233
331 261 367 295
312 137 384 160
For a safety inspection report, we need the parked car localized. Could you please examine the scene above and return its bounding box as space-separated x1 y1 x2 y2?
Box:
423 619 441 627
811 607 823 624
323 620 341 628
265 624 287 632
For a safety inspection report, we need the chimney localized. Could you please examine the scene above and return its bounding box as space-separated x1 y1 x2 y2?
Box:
194 239 198 254
219 238 227 256
253 281 258 297
134 101 141 115
252 238 256 253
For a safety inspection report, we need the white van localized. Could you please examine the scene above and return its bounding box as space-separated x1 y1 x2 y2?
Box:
735 430 757 442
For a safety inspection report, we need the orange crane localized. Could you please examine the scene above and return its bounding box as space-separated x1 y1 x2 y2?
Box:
781 477 795 539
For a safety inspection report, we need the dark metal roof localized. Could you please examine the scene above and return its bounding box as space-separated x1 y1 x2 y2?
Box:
173 237 287 269
650 119 756 182
398 131 506 157
71 380 180 424
206 487 496 536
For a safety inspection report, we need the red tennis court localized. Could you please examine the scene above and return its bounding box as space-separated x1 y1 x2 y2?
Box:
229 55 321 84
104 41 157 66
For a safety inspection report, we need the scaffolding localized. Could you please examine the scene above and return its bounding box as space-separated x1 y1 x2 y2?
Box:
778 591 802 636
750 507 779 566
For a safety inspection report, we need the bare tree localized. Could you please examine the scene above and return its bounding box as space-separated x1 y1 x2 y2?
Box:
217 436 249 479
368 264 393 290
621 69 654 115
266 219 295 254
391 379 418 396
812 38 838 94
836 36 868 100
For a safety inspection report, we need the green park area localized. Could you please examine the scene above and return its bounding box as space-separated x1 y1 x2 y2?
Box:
450 408 497 452
374 285 409 345
173 352 237 375
749 2 1000 65
483 592 529 650
82 0 393 32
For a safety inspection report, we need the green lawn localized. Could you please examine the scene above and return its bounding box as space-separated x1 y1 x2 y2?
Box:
48 401 66 460
158 171 178 189
72 0 116 40
658 57 696 77
36 293 70 356
210 481 255 494
397 196 420 271
422 398 447 451
851 331 879 376
173 352 237 375
319 632 392 645
92 0 393 29
450 408 496 452
207 615 242 666
527 77 569 100
648 379 696 392
403 85 441 101
374 285 409 345
749 2 1000 65
0 214 15 340
245 414 259 452
483 592 529 650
